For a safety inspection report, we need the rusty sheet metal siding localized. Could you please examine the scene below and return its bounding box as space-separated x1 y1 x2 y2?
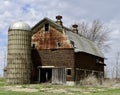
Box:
32 26 72 50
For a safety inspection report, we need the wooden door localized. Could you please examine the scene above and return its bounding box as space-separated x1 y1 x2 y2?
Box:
52 68 66 84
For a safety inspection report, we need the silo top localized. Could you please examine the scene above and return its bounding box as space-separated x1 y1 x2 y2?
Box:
9 21 31 31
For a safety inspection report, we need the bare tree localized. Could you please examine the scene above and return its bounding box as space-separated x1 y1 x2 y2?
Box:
78 20 110 51
116 52 120 79
111 66 116 78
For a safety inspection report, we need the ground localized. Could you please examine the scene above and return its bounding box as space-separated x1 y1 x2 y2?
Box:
0 77 120 95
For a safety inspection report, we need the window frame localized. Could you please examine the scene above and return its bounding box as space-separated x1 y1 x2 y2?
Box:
66 68 72 76
44 23 49 32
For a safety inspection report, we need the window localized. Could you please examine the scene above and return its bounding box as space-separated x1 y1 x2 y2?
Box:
67 68 72 76
96 59 99 65
44 23 49 32
70 40 74 47
32 44 36 48
56 41 62 47
31 42 37 48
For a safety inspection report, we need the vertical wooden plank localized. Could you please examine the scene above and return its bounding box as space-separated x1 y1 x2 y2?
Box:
38 69 40 83
52 67 66 84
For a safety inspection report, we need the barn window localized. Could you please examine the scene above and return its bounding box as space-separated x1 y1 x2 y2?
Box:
31 42 37 48
44 23 49 32
70 40 74 47
67 68 72 76
96 59 99 65
32 44 36 48
56 41 62 47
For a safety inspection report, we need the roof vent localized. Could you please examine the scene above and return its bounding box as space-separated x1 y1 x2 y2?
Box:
72 24 78 34
56 15 63 26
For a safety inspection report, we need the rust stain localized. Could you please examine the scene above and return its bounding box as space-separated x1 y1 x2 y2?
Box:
32 26 72 50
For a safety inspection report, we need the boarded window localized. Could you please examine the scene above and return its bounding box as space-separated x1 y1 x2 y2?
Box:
44 23 49 32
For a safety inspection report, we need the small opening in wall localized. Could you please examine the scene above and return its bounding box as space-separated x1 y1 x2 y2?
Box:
31 42 37 48
32 44 36 48
67 68 72 76
44 23 49 32
56 41 62 47
70 40 74 47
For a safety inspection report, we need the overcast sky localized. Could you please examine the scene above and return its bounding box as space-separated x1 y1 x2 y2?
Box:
0 0 120 77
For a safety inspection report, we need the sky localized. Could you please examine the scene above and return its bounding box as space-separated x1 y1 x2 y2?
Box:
0 0 120 77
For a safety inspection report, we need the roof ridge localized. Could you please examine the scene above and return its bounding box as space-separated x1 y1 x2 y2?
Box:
63 26 96 43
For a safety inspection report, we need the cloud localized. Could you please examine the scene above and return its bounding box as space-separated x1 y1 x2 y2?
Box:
0 47 7 76
107 20 120 48
0 0 120 77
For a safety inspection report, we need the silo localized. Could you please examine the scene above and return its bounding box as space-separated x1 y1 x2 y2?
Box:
6 21 31 84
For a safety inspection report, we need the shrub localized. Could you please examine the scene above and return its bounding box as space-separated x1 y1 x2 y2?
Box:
80 75 100 86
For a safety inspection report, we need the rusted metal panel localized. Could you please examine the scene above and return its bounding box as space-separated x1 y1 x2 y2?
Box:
32 26 72 50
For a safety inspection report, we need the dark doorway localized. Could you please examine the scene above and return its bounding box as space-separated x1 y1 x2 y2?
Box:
40 68 52 83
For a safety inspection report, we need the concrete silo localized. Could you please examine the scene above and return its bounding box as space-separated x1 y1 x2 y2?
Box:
6 21 31 84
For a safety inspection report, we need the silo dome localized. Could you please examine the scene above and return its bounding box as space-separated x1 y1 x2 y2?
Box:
9 21 31 31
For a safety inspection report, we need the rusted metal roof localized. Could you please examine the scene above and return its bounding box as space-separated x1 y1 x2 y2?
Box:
65 30 104 58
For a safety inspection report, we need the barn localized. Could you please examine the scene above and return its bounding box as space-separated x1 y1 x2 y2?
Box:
31 15 105 85
6 15 105 85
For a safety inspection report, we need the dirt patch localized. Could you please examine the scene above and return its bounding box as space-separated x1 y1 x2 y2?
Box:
4 86 39 92
47 89 68 94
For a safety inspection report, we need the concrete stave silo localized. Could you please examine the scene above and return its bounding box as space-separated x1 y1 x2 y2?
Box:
6 21 31 84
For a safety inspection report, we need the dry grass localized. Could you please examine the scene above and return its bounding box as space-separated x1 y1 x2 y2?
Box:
79 75 120 89
80 75 100 86
0 77 120 95
102 78 120 88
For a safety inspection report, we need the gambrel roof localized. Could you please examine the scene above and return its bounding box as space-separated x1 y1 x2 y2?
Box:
32 17 104 58
65 30 104 58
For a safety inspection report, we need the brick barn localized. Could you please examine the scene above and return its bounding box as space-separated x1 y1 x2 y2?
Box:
30 15 105 85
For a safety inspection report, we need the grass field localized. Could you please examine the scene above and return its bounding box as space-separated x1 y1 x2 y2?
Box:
0 77 120 95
